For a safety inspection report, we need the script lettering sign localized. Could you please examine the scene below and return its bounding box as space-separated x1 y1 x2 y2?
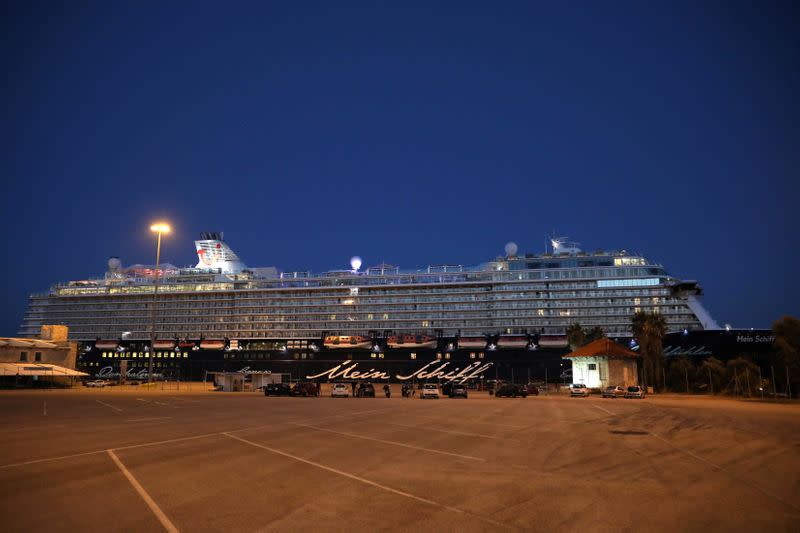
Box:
306 360 493 384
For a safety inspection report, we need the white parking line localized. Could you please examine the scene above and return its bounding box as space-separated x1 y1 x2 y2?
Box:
107 450 179 532
223 433 510 529
125 417 173 423
96 400 123 412
294 423 486 462
409 413 525 429
0 429 246 469
384 421 519 441
593 404 616 416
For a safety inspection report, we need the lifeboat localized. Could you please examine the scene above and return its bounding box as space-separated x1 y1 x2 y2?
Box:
152 339 177 350
200 339 226 350
386 335 437 349
178 341 196 349
94 340 119 350
457 336 486 349
324 335 372 349
497 335 529 349
538 335 568 348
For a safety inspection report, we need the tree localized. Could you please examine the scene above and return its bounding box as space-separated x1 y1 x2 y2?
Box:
631 311 667 391
773 316 800 368
566 323 585 351
585 326 605 344
666 356 695 392
699 357 725 394
725 356 760 397
566 323 606 350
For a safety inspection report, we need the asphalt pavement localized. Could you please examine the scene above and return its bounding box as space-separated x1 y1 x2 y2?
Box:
1 388 798 532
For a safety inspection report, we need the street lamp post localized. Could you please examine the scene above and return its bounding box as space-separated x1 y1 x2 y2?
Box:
148 223 171 384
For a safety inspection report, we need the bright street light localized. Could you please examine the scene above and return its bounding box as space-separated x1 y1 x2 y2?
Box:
148 221 170 384
150 223 171 234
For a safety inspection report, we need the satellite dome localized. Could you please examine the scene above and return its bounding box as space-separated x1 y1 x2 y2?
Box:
108 257 122 271
504 242 518 257
350 256 362 271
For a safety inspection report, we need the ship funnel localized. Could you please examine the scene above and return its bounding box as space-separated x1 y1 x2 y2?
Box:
195 234 246 274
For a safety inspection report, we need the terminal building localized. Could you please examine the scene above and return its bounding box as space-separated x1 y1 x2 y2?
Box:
0 325 86 387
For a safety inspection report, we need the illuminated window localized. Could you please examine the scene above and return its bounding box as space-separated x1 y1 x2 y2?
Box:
436 353 442 360
537 309 545 316
183 352 188 358
410 353 417 360
470 352 475 359
102 352 107 358
422 320 429 327
350 287 359 296
378 353 384 359
367 314 373 320
330 314 336 320
445 353 450 359
371 353 376 358
479 353 484 359
383 313 389 320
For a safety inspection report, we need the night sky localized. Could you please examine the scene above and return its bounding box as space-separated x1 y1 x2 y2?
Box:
2 1 798 334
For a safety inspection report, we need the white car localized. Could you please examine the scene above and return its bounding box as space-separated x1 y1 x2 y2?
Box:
570 383 590 397
624 386 646 399
331 383 350 398
420 384 440 399
85 380 108 388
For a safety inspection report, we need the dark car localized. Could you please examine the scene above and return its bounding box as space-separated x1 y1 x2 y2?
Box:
524 383 541 396
495 384 528 398
292 382 320 397
356 382 376 398
264 383 293 396
448 384 468 398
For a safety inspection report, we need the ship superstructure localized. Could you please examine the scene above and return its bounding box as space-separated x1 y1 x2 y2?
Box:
20 235 718 344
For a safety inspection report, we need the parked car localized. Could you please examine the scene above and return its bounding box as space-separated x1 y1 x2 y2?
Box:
420 384 440 399
602 386 625 398
264 383 293 396
570 383 590 397
356 382 376 398
448 384 468 398
624 386 646 399
495 384 528 398
292 381 320 397
84 380 108 388
525 383 541 396
331 383 350 398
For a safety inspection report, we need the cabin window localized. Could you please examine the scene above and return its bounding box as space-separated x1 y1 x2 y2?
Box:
20 351 28 362
35 352 42 362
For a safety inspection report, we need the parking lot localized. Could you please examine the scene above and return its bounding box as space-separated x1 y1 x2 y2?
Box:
1 388 798 532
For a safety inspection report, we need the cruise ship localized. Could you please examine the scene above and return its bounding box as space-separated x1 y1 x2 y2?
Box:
19 234 720 381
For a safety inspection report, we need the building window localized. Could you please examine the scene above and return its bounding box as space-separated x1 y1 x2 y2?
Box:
20 351 28 362
35 352 42 362
410 353 417 360
588 363 597 370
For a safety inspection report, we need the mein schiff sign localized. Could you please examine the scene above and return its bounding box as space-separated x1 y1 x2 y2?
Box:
306 360 493 383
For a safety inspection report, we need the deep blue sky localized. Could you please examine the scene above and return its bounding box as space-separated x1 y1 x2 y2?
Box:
2 1 798 334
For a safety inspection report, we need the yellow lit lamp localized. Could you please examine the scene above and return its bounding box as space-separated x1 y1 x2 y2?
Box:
147 222 170 382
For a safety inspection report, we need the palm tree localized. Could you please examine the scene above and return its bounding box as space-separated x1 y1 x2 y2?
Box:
631 311 667 391
566 323 585 351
